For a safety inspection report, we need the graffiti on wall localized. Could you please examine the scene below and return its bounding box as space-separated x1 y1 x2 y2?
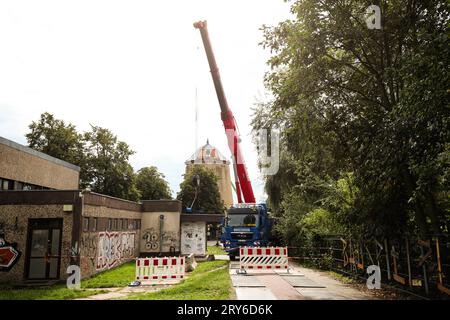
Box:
96 231 136 271
141 228 178 252
0 219 25 235
181 222 206 255
142 228 159 251
162 231 177 251
81 233 97 268
0 229 21 272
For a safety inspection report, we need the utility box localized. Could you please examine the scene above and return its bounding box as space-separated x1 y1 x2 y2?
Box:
180 213 223 256
181 221 206 256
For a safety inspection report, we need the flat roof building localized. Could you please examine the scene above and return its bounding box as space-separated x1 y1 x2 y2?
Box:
0 137 222 284
0 136 80 190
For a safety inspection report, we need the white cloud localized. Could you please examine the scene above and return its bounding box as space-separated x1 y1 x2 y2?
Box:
0 0 292 202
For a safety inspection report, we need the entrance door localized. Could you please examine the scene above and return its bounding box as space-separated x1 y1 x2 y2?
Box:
25 219 63 280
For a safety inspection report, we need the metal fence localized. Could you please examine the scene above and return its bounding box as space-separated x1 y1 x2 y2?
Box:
288 234 450 299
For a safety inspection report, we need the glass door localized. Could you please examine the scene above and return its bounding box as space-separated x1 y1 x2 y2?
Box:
26 219 63 280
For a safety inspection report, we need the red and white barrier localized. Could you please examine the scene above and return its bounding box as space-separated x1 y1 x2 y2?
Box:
136 256 185 284
239 247 289 272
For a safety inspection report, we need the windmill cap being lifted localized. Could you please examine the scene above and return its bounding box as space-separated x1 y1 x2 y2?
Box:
185 139 230 165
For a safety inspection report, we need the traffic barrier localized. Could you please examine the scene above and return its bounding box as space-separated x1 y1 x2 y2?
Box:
239 247 289 273
136 256 185 284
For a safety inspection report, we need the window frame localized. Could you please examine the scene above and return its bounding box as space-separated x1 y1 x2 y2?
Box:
92 218 98 232
83 217 89 232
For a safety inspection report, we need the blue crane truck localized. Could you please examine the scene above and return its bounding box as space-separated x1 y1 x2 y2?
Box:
221 203 276 260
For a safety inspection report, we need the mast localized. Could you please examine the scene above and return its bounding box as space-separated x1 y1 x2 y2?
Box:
193 20 255 203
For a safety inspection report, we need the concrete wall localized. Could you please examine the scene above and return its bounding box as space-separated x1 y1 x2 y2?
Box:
80 204 141 279
186 163 233 209
0 204 74 283
140 200 181 255
0 192 183 283
0 191 143 282
0 137 80 190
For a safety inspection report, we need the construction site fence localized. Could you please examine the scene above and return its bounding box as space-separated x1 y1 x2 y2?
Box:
287 234 450 299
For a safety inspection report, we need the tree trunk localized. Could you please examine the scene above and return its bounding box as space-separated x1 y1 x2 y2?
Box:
423 191 441 235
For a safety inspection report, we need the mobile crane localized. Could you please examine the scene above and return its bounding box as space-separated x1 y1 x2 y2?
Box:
193 21 275 259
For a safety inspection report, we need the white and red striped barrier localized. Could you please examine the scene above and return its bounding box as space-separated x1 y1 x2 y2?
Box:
136 256 185 284
239 247 289 273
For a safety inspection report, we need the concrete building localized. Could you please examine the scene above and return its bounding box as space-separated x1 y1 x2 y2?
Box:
0 190 182 283
0 136 80 190
0 136 222 284
185 140 234 209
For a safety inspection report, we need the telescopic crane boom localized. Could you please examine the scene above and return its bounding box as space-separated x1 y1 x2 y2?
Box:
193 20 255 204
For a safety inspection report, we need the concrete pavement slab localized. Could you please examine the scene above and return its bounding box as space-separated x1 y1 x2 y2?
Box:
295 288 349 300
280 275 326 288
235 287 278 300
256 275 305 300
231 275 266 287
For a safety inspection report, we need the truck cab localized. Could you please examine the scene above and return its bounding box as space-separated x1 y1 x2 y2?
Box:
220 203 273 259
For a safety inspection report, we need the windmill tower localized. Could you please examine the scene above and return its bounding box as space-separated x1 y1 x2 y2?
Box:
185 139 233 209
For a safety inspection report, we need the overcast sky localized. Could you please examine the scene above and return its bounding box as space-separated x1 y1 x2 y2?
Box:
0 0 293 202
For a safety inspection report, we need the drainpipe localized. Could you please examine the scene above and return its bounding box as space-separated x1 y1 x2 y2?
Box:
159 215 165 255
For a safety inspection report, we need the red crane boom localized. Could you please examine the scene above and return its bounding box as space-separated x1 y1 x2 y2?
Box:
193 20 256 204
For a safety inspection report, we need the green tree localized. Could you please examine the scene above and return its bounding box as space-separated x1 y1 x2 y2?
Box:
83 125 140 201
26 112 84 166
136 166 172 200
26 113 149 201
177 166 225 213
26 112 87 184
253 0 449 238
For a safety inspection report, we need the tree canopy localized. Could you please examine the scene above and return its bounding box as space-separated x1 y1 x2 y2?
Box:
82 125 140 201
252 0 449 241
26 112 85 170
26 113 171 202
136 166 172 200
177 166 225 213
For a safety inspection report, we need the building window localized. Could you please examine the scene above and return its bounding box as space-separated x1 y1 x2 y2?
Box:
92 218 98 232
124 219 128 230
118 219 122 230
108 219 112 231
83 217 89 231
0 178 14 190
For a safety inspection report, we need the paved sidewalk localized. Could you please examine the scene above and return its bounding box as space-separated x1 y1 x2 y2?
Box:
229 261 375 300
75 285 169 300
289 262 375 300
